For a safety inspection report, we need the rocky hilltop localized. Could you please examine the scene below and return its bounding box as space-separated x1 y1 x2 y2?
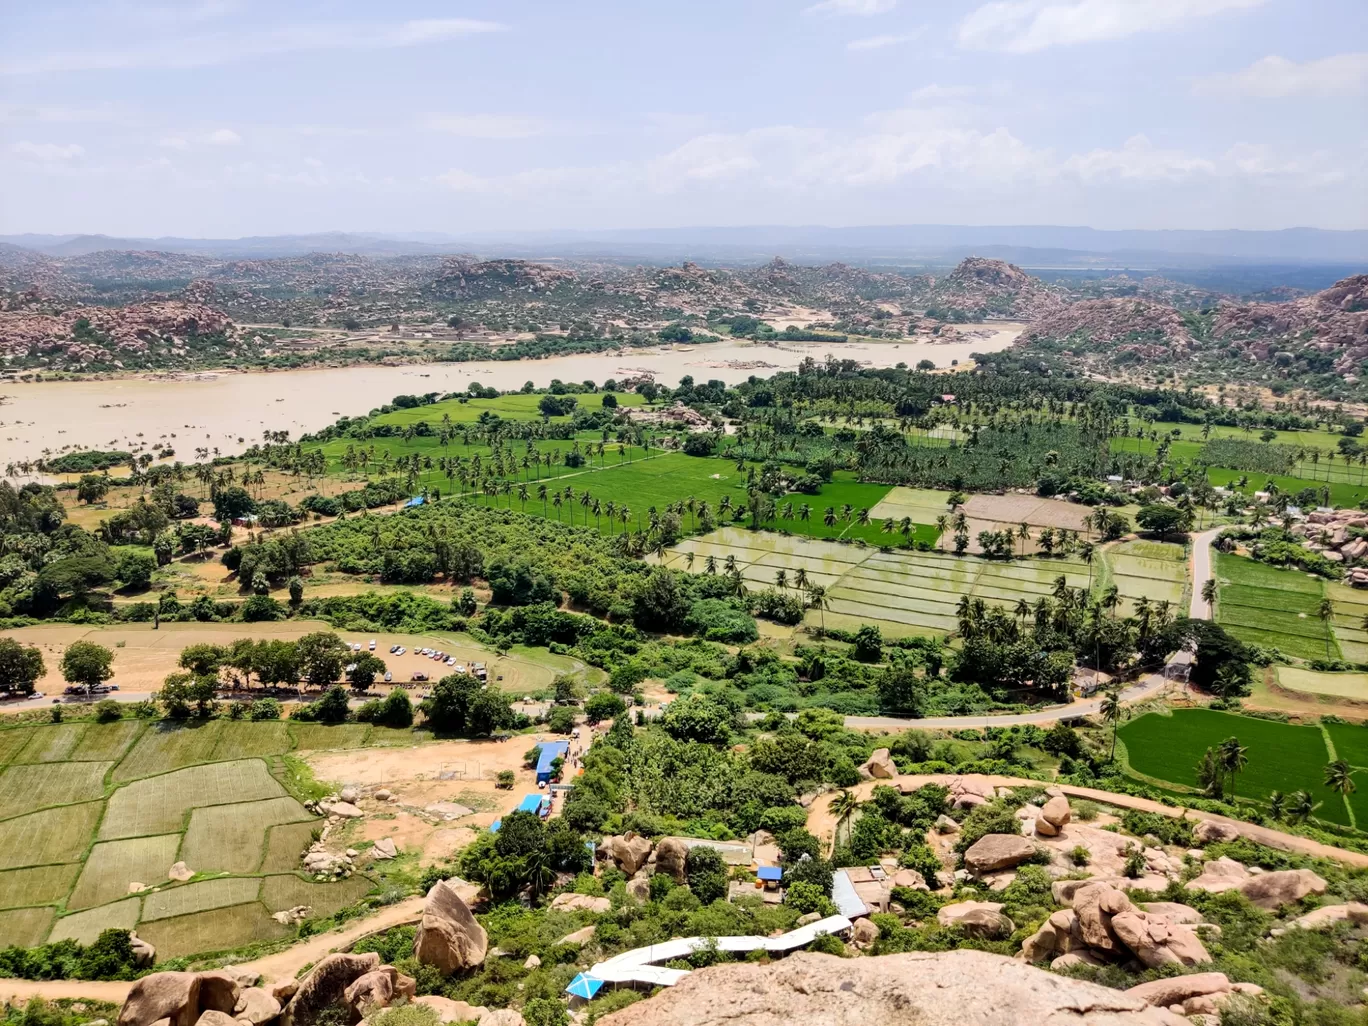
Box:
0 299 233 367
427 257 576 297
597 949 1188 1025
922 257 1066 320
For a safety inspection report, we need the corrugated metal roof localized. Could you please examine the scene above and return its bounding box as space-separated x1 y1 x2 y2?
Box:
831 869 870 919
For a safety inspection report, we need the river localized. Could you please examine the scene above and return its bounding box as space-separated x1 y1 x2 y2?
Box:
0 327 1022 471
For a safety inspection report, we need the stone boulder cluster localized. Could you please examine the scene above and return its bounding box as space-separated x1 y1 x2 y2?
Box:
1285 508 1368 576
116 882 513 1026
1019 881 1215 970
115 960 410 1026
0 300 233 365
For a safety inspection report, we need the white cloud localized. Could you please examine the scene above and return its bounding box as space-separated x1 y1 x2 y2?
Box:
805 0 896 17
1062 134 1216 180
958 0 1264 53
10 141 85 161
158 136 189 149
1196 53 1368 98
421 114 550 140
206 127 241 145
0 18 505 74
846 32 921 50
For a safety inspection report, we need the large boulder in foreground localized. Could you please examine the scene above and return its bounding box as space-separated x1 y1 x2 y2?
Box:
413 880 489 973
594 950 1188 1025
283 952 380 1026
963 834 1037 874
654 837 689 884
1239 869 1327 910
118 972 202 1026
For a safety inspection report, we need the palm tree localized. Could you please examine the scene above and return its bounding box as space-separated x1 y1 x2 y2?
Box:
1201 577 1217 612
1017 522 1030 557
1318 598 1336 658
1268 790 1287 821
794 567 809 592
684 551 695 572
830 790 859 847
774 569 789 592
1289 789 1317 824
935 515 949 551
807 583 829 634
1217 737 1249 800
1100 688 1125 762
704 554 717 575
1325 759 1356 799
1079 542 1095 590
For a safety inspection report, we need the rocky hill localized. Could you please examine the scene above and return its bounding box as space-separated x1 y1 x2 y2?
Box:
921 257 1065 320
0 299 234 368
1018 272 1368 392
597 949 1188 1025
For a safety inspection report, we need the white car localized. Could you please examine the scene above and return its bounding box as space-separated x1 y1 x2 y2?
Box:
445 656 456 666
368 639 377 651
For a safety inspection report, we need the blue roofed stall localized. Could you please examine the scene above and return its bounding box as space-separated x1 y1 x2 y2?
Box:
535 740 570 785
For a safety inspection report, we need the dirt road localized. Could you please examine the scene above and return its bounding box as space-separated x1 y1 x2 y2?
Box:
807 773 1368 868
0 896 430 1008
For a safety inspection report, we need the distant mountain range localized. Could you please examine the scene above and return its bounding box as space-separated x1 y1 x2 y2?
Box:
3 224 1366 266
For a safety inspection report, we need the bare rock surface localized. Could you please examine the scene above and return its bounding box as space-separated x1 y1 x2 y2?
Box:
1239 869 1327 909
594 950 1188 1025
549 893 611 913
859 748 897 779
1187 856 1251 894
653 837 689 884
118 973 202 1026
964 834 1037 874
283 952 380 1026
413 881 489 972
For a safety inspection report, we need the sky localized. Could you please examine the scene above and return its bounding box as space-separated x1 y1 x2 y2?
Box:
1 0 1365 237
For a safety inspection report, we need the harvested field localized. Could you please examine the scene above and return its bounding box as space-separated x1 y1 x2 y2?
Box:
868 486 954 527
112 720 225 782
260 873 372 917
68 833 182 910
101 759 284 839
0 802 103 870
0 863 80 909
48 896 142 944
260 820 318 874
140 877 263 922
136 902 291 959
180 796 313 874
961 493 1094 531
14 724 88 763
0 906 54 948
0 761 112 819
1277 667 1368 701
1106 539 1188 613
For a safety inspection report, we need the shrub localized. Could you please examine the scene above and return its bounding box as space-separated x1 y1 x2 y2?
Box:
496 770 515 789
93 699 122 723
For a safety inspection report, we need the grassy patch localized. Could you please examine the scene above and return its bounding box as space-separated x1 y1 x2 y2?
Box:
0 863 80 910
70 720 144 762
0 906 55 947
113 720 226 782
180 796 313 875
1120 709 1344 824
1325 722 1368 769
48 896 142 945
259 820 319 874
0 803 104 870
1277 667 1368 701
259 873 373 917
100 759 284 840
68 834 182 910
0 762 112 820
13 724 89 764
288 723 372 752
212 721 292 761
136 902 289 959
0 727 32 766
140 877 264 922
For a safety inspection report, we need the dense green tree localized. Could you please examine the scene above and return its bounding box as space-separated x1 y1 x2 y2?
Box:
59 641 114 691
685 845 729 904
0 639 44 695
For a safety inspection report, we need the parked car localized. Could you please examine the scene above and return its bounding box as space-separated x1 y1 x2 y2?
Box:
410 672 428 682
383 672 392 683
368 639 377 651
389 645 401 654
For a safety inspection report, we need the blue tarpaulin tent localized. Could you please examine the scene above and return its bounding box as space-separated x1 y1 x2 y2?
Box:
565 973 604 1000
756 866 783 883
535 740 569 784
490 794 548 833
404 496 424 508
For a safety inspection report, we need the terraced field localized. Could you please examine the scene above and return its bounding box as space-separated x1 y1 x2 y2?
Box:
0 717 387 958
1214 553 1347 661
1104 540 1189 615
1120 708 1355 826
660 526 1160 639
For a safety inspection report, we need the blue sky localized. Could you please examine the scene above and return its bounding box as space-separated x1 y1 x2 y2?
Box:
1 0 1365 236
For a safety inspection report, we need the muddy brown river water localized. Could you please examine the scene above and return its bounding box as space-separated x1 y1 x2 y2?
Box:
1 329 1021 471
